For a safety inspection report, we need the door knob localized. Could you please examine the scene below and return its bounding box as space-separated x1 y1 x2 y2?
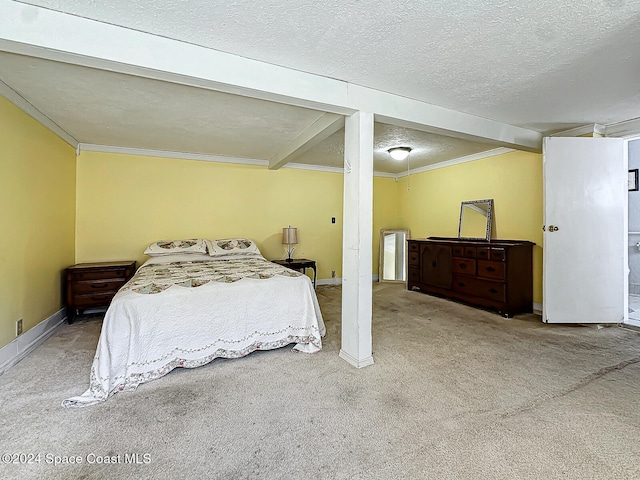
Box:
548 225 559 232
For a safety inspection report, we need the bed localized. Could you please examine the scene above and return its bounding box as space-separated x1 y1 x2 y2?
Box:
63 238 325 407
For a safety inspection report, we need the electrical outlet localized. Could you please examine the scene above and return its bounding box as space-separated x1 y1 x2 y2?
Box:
16 319 23 337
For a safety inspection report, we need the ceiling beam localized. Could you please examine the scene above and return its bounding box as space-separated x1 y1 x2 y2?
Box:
268 113 344 170
350 83 541 152
0 0 542 152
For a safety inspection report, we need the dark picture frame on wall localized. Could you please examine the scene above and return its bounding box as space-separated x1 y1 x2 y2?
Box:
629 169 639 191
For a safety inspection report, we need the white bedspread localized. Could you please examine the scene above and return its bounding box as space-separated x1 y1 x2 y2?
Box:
63 257 325 407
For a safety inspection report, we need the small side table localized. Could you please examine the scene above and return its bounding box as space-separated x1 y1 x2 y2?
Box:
272 258 317 289
65 261 136 323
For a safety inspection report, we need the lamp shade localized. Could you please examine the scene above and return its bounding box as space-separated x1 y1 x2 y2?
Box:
388 147 412 161
282 227 298 245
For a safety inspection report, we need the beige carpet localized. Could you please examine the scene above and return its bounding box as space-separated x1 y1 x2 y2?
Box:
1 283 639 480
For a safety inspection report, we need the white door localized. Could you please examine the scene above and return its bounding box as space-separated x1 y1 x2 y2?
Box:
543 137 627 324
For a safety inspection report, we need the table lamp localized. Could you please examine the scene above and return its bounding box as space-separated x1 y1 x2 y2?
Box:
282 226 298 262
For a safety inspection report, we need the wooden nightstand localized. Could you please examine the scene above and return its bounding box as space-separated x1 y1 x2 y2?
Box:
272 259 317 289
65 261 136 323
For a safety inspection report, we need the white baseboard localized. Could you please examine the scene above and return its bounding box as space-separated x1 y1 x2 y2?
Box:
0 308 66 375
533 302 543 316
317 277 343 286
316 275 379 286
339 349 375 368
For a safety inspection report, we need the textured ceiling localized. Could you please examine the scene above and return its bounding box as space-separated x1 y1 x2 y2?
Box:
19 0 640 131
3 0 640 173
0 51 501 173
295 124 496 174
0 52 326 160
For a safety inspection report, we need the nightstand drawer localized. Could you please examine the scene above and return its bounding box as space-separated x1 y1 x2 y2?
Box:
69 268 129 281
72 293 117 307
72 279 126 294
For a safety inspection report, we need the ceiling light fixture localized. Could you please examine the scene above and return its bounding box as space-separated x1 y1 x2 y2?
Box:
388 147 412 161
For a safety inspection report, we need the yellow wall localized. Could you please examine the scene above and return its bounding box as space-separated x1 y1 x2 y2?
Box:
75 150 541 304
76 152 400 282
0 97 76 348
398 150 543 304
76 152 348 279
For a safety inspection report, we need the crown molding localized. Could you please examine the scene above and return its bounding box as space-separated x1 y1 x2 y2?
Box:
0 79 78 147
373 171 399 178
283 162 344 174
78 144 269 167
549 124 605 137
395 147 515 178
605 118 640 139
79 144 409 176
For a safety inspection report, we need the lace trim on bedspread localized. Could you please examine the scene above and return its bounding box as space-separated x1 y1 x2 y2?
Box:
85 334 320 403
122 258 302 294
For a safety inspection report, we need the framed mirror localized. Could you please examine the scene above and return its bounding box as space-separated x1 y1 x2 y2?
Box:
458 199 493 241
379 229 410 282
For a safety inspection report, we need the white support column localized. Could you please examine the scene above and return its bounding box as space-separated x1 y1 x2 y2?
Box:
340 111 374 368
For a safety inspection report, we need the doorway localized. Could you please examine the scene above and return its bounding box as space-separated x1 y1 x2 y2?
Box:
628 139 640 327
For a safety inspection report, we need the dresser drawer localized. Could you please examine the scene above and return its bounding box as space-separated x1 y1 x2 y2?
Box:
477 260 506 280
408 266 420 282
464 246 476 258
477 247 490 259
409 251 419 266
490 248 506 261
408 242 419 252
452 245 464 257
452 275 506 302
72 279 127 294
452 258 476 275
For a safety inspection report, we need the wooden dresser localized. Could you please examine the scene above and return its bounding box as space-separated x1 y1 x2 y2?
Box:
407 238 534 317
65 261 136 323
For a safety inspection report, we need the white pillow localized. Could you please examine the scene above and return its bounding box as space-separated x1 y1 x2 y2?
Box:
205 238 262 257
144 239 208 256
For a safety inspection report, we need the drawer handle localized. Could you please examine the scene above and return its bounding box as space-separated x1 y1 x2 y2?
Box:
489 288 498 294
91 295 109 301
91 283 108 289
457 282 466 288
486 266 496 272
459 263 467 269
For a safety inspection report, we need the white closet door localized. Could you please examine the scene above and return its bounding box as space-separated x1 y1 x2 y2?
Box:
543 137 627 324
